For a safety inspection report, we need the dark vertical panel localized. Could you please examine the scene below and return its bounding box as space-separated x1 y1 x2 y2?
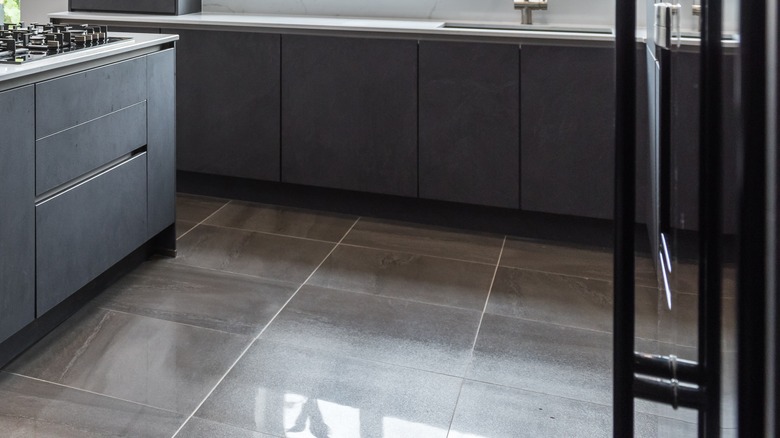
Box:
147 48 177 238
521 45 615 219
0 85 35 344
169 29 281 181
737 0 768 436
613 0 636 436
698 0 723 434
281 35 418 197
418 40 519 208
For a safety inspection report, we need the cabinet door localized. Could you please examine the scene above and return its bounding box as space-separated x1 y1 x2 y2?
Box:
36 154 148 316
165 28 280 181
147 48 177 238
281 35 418 197
0 86 35 344
419 41 519 208
520 45 615 219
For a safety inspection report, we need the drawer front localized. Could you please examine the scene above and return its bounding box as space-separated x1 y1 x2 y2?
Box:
36 56 146 138
36 153 147 316
36 102 147 196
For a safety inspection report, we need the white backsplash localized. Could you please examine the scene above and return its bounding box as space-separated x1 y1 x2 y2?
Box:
203 0 738 32
203 0 616 26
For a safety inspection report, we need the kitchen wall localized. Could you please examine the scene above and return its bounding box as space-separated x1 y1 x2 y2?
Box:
21 0 66 23
202 0 737 31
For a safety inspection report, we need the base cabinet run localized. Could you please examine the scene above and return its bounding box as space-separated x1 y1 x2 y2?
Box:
0 46 176 344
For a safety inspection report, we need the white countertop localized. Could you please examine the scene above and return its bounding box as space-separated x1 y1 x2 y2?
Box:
50 11 620 44
0 32 178 84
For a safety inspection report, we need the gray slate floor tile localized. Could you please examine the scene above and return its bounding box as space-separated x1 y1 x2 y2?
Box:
487 266 660 339
204 200 357 242
448 380 662 438
195 340 462 438
176 193 229 223
261 285 482 376
0 371 183 438
309 245 495 310
342 218 504 264
174 225 334 283
179 417 280 438
468 314 612 405
500 238 657 287
4 307 249 414
93 260 298 336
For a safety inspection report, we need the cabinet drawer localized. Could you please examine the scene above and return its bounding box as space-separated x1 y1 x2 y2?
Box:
36 102 147 196
36 153 148 316
36 56 146 139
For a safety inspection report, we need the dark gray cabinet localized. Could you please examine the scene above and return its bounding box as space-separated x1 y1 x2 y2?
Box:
520 45 616 219
419 41 520 209
281 35 418 197
36 154 148 315
165 28 281 181
147 49 177 238
0 86 35 344
70 0 200 15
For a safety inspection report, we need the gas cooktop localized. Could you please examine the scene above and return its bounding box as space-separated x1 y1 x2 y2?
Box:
0 23 130 64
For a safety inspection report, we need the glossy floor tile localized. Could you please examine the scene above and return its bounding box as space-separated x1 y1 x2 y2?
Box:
3 193 715 437
500 238 657 287
261 285 482 376
308 245 495 310
176 193 229 223
468 314 612 405
448 380 662 438
0 371 183 438
92 260 299 336
5 307 249 414
487 266 661 339
204 200 358 242
195 340 463 438
342 218 504 264
174 225 335 283
178 417 279 438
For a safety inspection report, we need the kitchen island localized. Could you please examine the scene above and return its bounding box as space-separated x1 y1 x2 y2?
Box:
0 31 178 366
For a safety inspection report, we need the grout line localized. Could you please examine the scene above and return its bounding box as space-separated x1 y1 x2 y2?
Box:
445 236 506 438
1 371 182 416
189 222 347 245
176 200 232 241
170 217 361 438
337 242 498 267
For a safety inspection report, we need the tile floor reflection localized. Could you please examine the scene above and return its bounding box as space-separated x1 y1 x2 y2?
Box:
0 194 718 437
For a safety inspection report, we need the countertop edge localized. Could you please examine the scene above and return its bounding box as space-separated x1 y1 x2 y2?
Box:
0 33 178 86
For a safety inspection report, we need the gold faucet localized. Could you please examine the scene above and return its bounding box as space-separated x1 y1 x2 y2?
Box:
514 0 548 25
